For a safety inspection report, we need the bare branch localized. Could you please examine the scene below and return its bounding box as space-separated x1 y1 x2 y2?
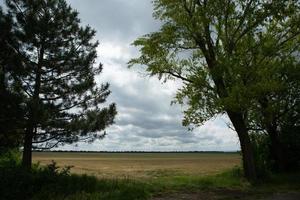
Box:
161 70 193 83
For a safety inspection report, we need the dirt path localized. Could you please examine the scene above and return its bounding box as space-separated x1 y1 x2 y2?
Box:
265 193 300 200
151 191 300 200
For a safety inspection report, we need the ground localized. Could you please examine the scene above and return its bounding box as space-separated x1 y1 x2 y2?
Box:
151 191 300 200
33 152 241 178
32 152 300 200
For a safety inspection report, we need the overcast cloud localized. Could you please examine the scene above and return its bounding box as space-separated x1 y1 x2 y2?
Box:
2 0 240 151
63 0 240 152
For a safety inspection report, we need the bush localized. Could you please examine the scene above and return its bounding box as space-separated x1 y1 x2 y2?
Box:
280 125 300 170
0 148 21 167
250 126 300 177
0 153 149 200
250 133 272 178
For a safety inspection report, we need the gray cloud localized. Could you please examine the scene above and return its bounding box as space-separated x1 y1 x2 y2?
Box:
67 0 161 43
0 0 240 151
64 0 240 152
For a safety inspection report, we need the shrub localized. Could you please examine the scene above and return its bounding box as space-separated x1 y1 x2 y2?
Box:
0 153 149 200
280 126 300 171
250 133 272 178
0 149 22 170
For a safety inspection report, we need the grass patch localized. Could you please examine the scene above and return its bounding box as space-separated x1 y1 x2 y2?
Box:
252 172 300 193
147 166 250 193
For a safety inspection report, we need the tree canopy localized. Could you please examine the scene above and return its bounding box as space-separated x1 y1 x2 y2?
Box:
129 0 300 180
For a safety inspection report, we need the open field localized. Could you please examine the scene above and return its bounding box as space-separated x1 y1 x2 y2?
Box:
33 152 241 178
1 151 299 200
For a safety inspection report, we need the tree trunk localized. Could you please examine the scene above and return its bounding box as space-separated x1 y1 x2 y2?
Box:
227 111 257 181
22 128 33 169
21 42 44 169
208 72 257 180
210 75 257 180
194 28 257 181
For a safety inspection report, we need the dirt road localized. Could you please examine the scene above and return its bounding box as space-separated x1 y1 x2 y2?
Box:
151 191 300 200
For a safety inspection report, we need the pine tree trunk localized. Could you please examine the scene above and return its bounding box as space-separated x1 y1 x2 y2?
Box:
227 111 257 181
22 128 33 169
21 42 44 169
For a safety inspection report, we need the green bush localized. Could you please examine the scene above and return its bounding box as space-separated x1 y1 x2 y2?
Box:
0 153 149 200
250 125 300 176
0 148 21 167
280 125 300 170
250 133 272 178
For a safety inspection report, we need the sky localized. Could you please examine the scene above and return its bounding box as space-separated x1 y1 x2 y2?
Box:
2 0 240 151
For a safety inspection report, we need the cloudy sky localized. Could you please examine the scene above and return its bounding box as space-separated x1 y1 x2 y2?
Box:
63 0 240 152
2 0 240 151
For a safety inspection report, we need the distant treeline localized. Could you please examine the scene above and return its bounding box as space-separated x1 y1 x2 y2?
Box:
33 150 240 154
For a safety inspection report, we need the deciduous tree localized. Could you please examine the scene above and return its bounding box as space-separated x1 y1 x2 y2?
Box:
129 0 300 180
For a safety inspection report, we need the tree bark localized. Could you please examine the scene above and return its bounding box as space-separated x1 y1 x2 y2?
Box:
227 111 257 181
21 42 44 168
208 67 257 180
203 62 257 181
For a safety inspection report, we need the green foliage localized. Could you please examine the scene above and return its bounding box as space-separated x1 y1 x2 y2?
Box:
250 124 300 175
0 149 22 167
129 0 300 180
129 0 300 128
250 133 272 177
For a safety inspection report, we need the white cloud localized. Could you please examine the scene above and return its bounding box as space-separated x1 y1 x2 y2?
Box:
97 42 132 64
56 0 240 152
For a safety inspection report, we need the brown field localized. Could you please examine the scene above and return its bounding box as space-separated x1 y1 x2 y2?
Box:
33 152 241 178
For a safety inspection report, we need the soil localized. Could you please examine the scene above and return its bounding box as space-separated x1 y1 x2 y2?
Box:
265 193 300 200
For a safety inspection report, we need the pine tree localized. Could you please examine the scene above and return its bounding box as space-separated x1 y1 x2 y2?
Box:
0 8 25 153
4 0 117 168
